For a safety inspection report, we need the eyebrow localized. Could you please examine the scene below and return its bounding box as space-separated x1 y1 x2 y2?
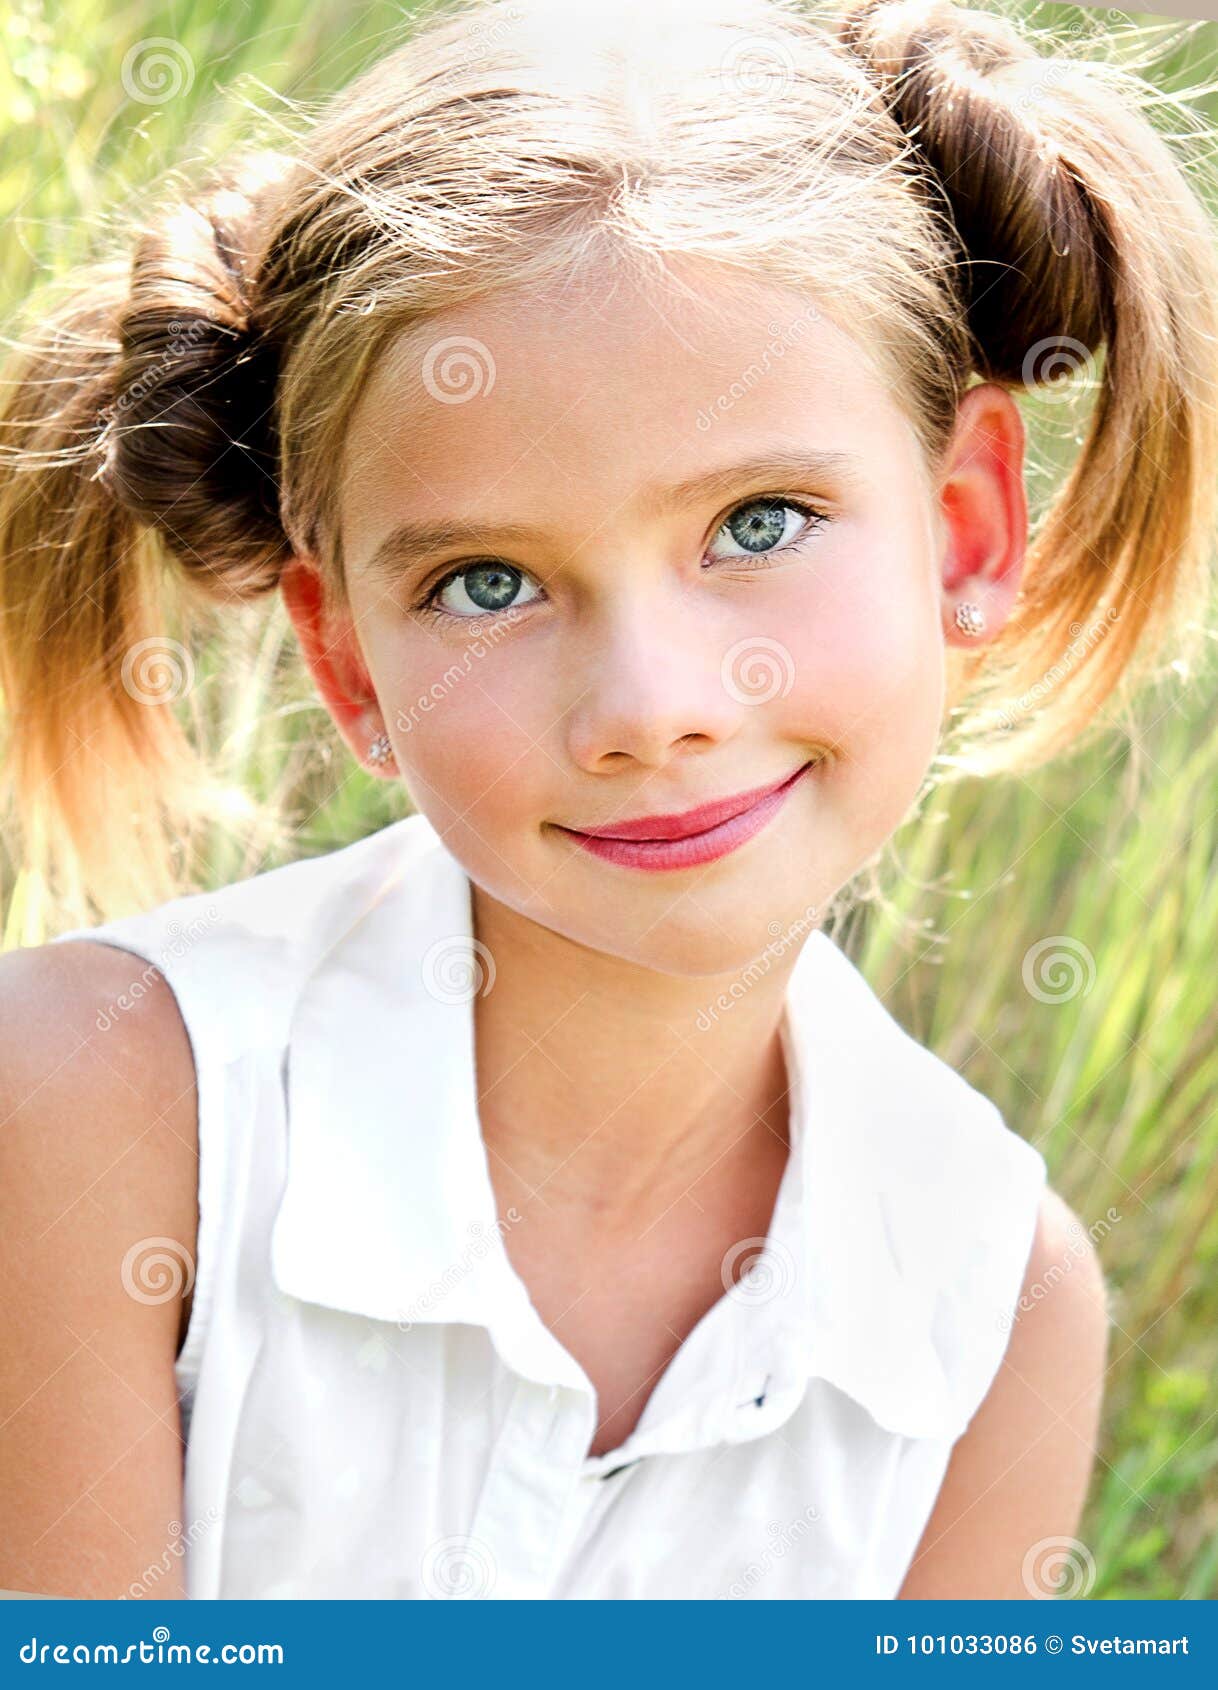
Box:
359 447 865 586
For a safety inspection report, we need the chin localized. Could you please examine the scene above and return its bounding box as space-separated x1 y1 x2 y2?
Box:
578 904 811 983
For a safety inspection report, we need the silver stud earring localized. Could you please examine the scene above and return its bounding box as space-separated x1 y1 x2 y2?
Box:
954 601 986 638
367 731 394 766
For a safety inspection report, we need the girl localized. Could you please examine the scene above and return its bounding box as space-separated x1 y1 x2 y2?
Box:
0 0 1210 1600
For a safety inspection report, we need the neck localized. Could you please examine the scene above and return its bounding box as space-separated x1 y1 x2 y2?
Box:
468 880 801 1238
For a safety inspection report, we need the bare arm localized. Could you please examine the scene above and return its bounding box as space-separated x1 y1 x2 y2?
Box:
0 940 198 1599
897 1183 1109 1599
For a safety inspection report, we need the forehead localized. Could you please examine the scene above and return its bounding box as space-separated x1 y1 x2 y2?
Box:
339 260 914 556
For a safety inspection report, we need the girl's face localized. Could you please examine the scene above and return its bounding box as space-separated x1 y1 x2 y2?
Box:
291 260 1025 977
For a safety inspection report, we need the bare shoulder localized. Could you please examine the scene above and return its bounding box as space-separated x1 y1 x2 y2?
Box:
0 938 199 1597
897 1182 1110 1600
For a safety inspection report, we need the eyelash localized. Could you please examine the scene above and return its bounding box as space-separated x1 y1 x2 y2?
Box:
409 495 831 626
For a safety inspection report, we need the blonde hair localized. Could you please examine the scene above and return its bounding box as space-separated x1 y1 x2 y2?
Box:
3 0 1218 924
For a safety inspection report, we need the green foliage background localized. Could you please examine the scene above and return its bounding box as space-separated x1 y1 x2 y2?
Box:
1 0 1216 1596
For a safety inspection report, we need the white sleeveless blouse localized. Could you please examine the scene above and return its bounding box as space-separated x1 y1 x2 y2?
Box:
50 810 1046 1600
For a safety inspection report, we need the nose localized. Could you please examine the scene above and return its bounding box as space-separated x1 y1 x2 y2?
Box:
563 592 746 773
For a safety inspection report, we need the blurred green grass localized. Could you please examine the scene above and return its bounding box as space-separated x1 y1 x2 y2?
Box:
2 0 1216 1597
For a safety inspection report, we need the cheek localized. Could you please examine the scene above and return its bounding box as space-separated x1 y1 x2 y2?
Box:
781 549 945 803
801 596 942 724
376 627 554 819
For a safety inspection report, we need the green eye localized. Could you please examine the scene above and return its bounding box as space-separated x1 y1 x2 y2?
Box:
707 498 826 563
421 561 543 621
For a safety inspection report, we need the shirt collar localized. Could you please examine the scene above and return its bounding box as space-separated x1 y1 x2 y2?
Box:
271 811 976 1447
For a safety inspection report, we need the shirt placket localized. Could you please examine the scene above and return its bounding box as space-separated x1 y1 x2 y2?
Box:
464 1376 600 1598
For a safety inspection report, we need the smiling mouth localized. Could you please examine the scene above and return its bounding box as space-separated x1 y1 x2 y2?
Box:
561 758 823 844
552 756 825 872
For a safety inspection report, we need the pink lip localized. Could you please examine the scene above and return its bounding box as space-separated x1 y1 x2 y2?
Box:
566 762 817 841
555 758 819 872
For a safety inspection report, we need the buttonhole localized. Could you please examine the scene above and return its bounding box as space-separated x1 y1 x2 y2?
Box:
737 1373 771 1410
600 1459 640 1481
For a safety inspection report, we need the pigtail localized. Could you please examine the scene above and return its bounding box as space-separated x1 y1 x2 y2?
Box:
0 151 296 930
838 0 1218 773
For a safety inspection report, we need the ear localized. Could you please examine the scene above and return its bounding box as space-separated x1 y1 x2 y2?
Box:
279 557 396 774
936 382 1029 648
